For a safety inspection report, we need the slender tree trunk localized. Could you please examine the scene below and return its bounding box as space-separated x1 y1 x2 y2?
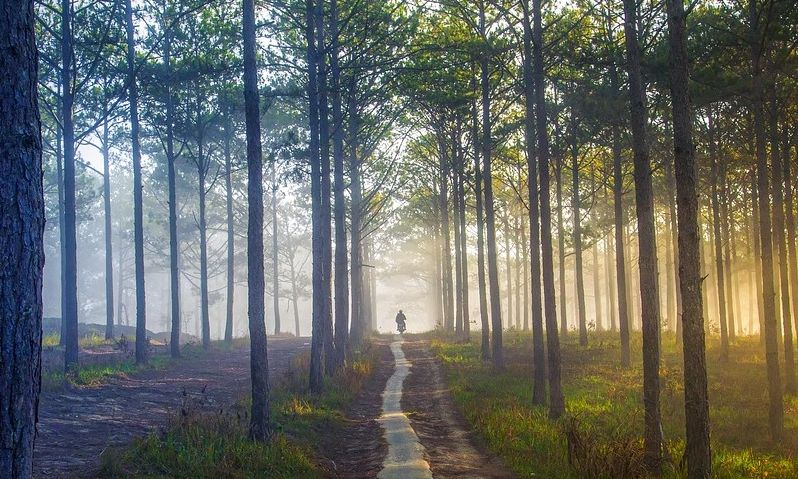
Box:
622 0 662 468
532 0 564 417
439 132 455 333
125 0 147 365
708 108 729 361
454 153 464 335
458 154 471 340
571 116 587 346
165 31 181 357
62 0 79 372
479 0 504 368
665 156 682 339
556 162 567 337
306 0 324 393
349 86 364 345
665 0 712 472
197 140 210 349
607 233 618 332
316 0 335 375
521 3 545 400
290 252 301 337
749 0 783 440
243 0 271 441
752 173 764 337
331 0 349 366
521 210 530 332
784 126 798 372
769 94 795 393
514 215 522 329
593 241 602 333
102 117 115 340
224 120 235 343
271 163 281 335
472 94 491 359
610 61 631 366
56 127 66 346
720 162 736 339
510 214 513 328
0 2 44 472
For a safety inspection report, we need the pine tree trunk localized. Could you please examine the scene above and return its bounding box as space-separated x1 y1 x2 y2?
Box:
243 0 271 441
62 0 80 371
521 2 545 401
532 0 564 417
165 31 181 357
472 94 491 359
665 0 712 472
306 0 324 393
458 155 471 340
102 116 115 340
454 152 464 335
197 141 210 349
514 215 522 329
331 0 349 366
720 163 736 339
610 60 631 366
769 93 795 393
438 132 455 333
749 0 783 441
556 163 567 337
783 126 798 372
480 0 504 368
224 120 235 343
621 0 662 468
316 0 335 375
272 164 281 335
504 213 513 330
125 0 148 365
708 107 729 361
0 2 44 472
571 116 587 346
349 86 364 345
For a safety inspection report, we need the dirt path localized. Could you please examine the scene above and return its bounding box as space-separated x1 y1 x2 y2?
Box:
33 337 309 478
401 339 517 479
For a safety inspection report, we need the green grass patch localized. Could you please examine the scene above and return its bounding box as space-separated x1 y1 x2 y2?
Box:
432 331 798 478
42 355 172 392
99 343 377 478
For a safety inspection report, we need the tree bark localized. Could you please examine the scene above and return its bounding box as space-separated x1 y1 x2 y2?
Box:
458 144 471 340
0 1 44 473
610 60 630 366
769 94 795 393
665 0 712 472
197 134 210 349
749 0 783 441
271 163 281 335
165 29 181 357
102 116 115 340
571 114 587 346
331 0 349 367
243 0 271 441
708 107 729 361
306 0 324 393
621 0 662 468
555 161 567 337
62 0 79 372
532 0 565 417
348 85 364 345
125 0 148 365
479 0 504 368
472 93 491 359
316 0 335 375
224 118 235 343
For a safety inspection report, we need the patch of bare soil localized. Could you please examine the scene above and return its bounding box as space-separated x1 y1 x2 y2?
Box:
320 339 392 478
401 339 517 479
33 337 310 478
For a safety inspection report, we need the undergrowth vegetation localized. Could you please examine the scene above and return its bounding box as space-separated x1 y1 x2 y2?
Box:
432 331 798 479
98 343 376 478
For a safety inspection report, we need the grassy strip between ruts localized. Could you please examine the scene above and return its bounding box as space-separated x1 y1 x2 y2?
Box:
431 331 798 479
98 342 377 479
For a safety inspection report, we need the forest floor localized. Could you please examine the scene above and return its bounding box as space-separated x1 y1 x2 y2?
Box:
33 336 310 478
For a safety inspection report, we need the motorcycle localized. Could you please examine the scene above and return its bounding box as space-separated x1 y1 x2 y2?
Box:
396 320 406 334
